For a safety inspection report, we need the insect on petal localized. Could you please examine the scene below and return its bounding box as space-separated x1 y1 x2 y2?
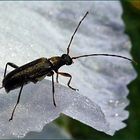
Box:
0 1 137 138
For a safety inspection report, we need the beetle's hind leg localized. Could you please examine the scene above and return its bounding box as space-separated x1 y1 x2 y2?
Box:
56 72 79 91
9 83 24 121
56 73 59 83
0 63 19 89
4 62 19 78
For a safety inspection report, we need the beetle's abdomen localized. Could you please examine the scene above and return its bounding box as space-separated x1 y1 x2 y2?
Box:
3 58 53 92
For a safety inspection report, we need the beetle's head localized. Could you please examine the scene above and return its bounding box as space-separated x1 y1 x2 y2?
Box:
61 54 73 65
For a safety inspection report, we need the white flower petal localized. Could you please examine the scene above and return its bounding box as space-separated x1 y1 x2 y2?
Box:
0 69 109 137
63 94 110 135
0 1 137 138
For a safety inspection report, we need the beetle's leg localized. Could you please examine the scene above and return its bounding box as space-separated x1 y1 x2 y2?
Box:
52 73 56 107
0 63 19 89
56 72 59 83
56 72 79 91
9 83 24 121
46 71 56 107
4 62 19 78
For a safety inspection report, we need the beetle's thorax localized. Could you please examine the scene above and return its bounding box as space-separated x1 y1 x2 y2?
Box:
48 56 65 71
48 54 73 71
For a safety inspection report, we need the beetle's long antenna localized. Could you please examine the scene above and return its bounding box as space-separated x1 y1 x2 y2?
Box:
72 53 137 64
67 11 89 55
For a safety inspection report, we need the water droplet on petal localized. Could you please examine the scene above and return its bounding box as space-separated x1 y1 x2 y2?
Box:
108 99 120 108
115 113 119 117
86 99 89 103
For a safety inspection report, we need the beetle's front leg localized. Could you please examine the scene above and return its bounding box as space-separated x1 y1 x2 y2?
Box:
56 72 79 91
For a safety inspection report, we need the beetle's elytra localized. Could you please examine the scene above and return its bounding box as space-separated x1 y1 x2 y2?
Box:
0 11 135 121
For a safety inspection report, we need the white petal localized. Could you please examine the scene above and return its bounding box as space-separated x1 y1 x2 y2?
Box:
63 94 110 135
0 69 109 137
0 1 137 137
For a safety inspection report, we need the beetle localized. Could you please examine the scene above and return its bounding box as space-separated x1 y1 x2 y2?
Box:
0 11 135 121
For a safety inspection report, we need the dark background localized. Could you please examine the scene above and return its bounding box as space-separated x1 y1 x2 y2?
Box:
55 1 140 140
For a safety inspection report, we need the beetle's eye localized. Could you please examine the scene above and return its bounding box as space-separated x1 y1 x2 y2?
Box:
61 54 67 59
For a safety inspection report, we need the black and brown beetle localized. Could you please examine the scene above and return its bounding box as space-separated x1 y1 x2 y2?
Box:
0 12 135 121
